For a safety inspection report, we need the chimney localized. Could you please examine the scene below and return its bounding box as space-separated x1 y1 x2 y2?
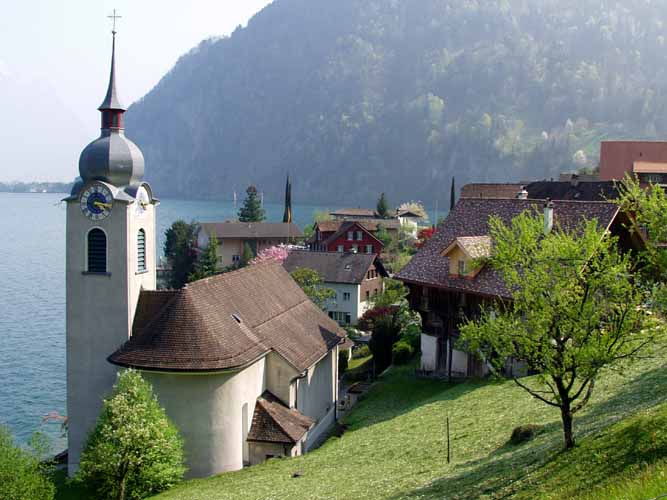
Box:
516 186 528 200
544 199 554 234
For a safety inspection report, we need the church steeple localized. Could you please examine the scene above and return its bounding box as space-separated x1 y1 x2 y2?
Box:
78 19 145 188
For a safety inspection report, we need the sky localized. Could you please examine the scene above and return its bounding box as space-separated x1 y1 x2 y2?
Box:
0 0 273 182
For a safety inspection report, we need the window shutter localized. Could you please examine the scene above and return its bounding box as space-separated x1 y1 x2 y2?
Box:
87 229 107 273
137 229 146 272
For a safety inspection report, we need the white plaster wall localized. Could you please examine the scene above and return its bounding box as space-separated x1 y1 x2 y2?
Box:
143 358 266 478
264 352 298 406
322 282 359 323
296 350 336 424
451 349 469 376
421 334 438 372
66 193 156 475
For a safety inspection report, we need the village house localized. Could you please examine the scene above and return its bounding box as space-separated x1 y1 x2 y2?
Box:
199 221 302 267
309 220 385 254
397 197 644 379
109 263 346 477
330 208 382 220
283 250 388 326
599 140 667 185
461 180 620 202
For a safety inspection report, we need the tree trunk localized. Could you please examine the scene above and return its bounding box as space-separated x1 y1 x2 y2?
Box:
560 404 575 449
118 470 128 500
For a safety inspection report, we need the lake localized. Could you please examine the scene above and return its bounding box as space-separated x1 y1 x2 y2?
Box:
0 192 329 451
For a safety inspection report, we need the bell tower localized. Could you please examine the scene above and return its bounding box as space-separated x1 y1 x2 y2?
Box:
65 22 157 475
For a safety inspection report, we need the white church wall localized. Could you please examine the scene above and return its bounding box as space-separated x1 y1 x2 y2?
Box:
144 357 266 478
264 352 298 406
66 196 154 474
296 349 336 427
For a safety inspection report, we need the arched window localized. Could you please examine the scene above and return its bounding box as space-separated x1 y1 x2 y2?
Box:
87 228 107 273
137 229 146 272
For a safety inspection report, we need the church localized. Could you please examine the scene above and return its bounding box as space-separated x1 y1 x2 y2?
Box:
65 31 346 478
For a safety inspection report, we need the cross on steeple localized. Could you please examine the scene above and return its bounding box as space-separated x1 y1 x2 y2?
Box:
107 9 122 35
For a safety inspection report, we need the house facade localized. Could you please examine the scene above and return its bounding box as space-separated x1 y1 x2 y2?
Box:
283 251 387 326
109 263 346 477
309 220 392 255
397 197 643 379
199 222 302 267
599 141 667 184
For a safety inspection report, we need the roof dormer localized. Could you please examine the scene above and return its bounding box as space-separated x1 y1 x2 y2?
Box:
442 236 492 279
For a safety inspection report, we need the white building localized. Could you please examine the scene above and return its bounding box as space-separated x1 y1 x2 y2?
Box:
283 251 387 326
66 33 345 478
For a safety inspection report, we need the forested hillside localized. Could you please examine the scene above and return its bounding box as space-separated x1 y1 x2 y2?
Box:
127 0 667 205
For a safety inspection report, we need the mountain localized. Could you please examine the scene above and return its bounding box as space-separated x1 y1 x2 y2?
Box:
126 0 667 206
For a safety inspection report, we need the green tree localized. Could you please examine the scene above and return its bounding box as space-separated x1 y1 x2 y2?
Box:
369 314 401 373
238 185 266 223
0 428 55 500
302 210 333 242
372 278 408 307
189 234 219 281
460 212 664 450
290 267 336 310
375 224 392 248
241 242 256 267
376 192 390 218
77 370 186 500
164 220 199 289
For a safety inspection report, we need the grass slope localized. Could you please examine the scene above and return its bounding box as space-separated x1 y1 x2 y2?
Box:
153 358 667 500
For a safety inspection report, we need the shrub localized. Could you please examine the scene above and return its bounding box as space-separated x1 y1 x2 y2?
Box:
77 369 186 500
353 345 371 359
509 424 543 445
392 341 414 365
399 323 421 352
370 315 401 372
0 427 55 500
338 351 349 374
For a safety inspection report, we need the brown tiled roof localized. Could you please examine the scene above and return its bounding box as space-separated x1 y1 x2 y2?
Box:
331 208 378 217
109 263 346 372
283 251 381 284
461 181 620 202
201 222 303 239
460 183 525 199
397 198 620 299
247 391 315 444
316 219 401 234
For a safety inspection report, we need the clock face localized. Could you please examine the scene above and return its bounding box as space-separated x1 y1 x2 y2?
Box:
135 186 150 215
80 183 113 220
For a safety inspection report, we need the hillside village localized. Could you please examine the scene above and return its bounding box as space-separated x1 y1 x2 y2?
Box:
7 8 667 500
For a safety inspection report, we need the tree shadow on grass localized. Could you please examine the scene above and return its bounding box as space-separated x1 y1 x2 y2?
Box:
386 362 667 500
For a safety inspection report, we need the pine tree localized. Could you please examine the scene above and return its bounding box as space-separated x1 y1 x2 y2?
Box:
238 185 266 222
77 370 185 500
164 220 199 289
450 177 456 212
189 235 219 281
376 192 389 218
241 242 256 267
283 175 292 223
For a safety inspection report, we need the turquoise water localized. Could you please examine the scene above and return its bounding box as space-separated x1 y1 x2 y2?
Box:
0 193 328 451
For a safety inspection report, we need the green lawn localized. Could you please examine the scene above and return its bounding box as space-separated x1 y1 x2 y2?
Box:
347 354 372 372
149 355 667 500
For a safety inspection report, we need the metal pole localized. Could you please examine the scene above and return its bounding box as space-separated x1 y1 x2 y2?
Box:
446 414 451 464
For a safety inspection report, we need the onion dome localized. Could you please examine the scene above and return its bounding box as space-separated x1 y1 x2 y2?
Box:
79 31 144 187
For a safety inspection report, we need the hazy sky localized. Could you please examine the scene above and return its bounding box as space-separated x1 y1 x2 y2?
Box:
0 0 273 182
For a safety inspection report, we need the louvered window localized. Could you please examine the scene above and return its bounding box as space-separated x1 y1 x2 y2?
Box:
87 228 107 273
137 229 146 272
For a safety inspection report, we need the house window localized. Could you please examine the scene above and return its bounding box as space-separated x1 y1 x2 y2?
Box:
343 292 351 301
347 231 354 241
366 290 370 301
87 228 107 273
337 245 344 253
458 260 467 275
356 231 363 241
345 313 351 325
232 255 241 263
137 229 146 272
365 245 373 254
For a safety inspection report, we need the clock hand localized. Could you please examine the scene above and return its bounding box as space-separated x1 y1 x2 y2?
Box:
93 201 112 209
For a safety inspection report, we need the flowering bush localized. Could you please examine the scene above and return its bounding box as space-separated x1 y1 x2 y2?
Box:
415 227 436 249
251 245 290 265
